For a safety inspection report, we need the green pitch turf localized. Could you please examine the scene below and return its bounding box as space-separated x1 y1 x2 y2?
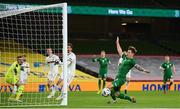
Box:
0 91 180 108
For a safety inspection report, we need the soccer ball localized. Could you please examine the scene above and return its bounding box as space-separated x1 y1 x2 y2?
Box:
102 88 111 97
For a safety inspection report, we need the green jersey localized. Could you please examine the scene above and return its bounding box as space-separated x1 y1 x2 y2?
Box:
116 54 136 79
161 62 173 76
5 61 21 78
92 57 110 74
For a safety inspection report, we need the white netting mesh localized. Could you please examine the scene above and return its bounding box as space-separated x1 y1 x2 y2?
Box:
0 3 67 106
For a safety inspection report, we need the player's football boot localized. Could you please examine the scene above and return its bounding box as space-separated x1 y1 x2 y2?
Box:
55 94 63 100
47 93 55 98
97 90 102 94
14 99 23 103
107 100 117 104
47 89 56 98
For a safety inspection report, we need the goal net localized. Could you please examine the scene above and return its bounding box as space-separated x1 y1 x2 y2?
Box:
0 3 68 107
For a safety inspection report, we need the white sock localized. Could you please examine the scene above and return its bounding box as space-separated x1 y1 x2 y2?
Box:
54 84 59 91
13 85 17 94
50 85 56 95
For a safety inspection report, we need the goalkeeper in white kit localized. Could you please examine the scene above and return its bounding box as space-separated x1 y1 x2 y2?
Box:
44 48 61 98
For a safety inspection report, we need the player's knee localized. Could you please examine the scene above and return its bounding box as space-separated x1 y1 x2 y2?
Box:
107 83 112 89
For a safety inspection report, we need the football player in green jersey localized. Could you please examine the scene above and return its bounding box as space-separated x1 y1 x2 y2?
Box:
92 50 111 94
106 37 150 103
160 56 176 94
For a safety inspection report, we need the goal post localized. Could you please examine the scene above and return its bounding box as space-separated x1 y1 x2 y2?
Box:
61 3 68 106
0 3 68 107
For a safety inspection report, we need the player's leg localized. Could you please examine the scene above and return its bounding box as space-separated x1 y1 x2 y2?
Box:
56 73 74 100
102 73 107 89
15 72 27 102
125 75 131 94
54 78 63 90
163 75 168 94
97 74 102 94
108 86 119 103
116 91 136 103
47 71 58 98
168 75 173 90
15 83 24 102
107 82 117 103
108 78 136 103
6 76 19 101
47 80 56 98
112 79 132 102
107 81 135 103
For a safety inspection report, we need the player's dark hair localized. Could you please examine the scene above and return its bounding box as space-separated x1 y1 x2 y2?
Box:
128 46 137 54
68 43 73 48
17 56 22 59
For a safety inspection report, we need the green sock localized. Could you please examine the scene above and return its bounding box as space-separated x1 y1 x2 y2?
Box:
110 89 116 101
16 85 24 100
103 80 106 89
117 93 131 101
98 79 101 91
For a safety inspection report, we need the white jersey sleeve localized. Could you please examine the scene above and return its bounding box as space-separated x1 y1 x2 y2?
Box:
67 52 76 75
118 57 123 66
45 54 60 72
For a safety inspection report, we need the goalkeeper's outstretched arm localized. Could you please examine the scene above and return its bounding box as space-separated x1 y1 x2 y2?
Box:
116 37 123 56
134 64 150 74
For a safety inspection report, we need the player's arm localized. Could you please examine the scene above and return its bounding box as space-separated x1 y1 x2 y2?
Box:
55 56 63 67
116 37 123 56
67 54 76 65
109 60 112 64
159 66 165 70
159 63 165 71
134 64 150 73
107 58 111 64
54 56 61 65
92 55 99 62
58 59 63 67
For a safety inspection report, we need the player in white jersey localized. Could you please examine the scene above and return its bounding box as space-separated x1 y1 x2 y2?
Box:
45 48 61 98
118 52 131 94
55 43 76 100
19 55 30 85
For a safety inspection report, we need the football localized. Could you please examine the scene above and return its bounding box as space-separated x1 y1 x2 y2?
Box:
102 88 111 97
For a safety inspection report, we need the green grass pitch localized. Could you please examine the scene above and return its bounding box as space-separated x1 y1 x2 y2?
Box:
0 91 180 108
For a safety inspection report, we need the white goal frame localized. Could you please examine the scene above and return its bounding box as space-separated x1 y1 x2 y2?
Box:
0 3 68 107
